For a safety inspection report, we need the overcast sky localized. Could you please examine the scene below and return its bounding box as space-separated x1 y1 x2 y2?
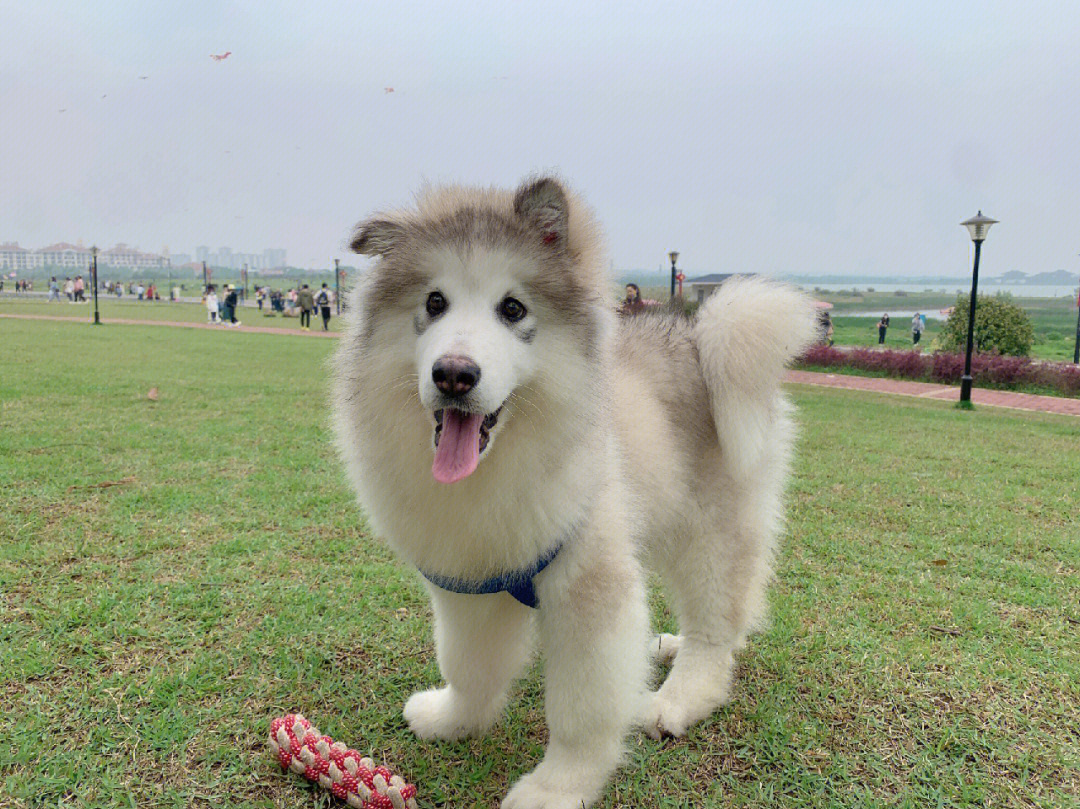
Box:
3 1 1079 278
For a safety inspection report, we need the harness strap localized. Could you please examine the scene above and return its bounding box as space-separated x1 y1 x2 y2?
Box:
420 542 564 609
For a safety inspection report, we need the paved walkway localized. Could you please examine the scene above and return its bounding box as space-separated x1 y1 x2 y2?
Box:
4 313 1078 417
785 369 1080 417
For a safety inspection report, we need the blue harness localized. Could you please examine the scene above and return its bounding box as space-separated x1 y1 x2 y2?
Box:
420 542 563 609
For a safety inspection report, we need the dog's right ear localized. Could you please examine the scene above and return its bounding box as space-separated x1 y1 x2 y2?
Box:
513 177 569 250
350 218 404 256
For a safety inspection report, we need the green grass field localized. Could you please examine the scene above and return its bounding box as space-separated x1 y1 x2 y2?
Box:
801 290 1078 362
2 319 1078 808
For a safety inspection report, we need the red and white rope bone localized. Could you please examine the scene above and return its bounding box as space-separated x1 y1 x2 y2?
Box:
269 714 418 809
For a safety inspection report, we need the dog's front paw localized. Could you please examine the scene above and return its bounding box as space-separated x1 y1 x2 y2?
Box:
403 687 488 740
502 766 597 809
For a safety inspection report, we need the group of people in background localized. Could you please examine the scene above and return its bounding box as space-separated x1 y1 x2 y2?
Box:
294 283 334 330
204 284 241 327
251 283 335 330
878 312 927 345
46 275 87 302
202 282 335 331
96 280 160 299
2 276 337 334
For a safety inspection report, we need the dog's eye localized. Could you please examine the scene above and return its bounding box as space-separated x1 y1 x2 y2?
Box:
426 291 447 317
499 297 526 323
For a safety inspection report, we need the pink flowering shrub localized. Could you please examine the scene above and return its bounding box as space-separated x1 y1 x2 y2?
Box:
800 344 846 368
1032 362 1080 396
847 348 929 379
797 346 1079 398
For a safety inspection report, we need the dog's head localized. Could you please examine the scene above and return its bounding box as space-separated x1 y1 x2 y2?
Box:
342 176 609 484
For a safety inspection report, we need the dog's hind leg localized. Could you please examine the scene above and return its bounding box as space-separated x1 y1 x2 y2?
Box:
642 471 784 739
404 587 534 740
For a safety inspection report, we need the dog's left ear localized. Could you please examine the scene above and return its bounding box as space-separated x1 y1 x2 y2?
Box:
513 177 568 249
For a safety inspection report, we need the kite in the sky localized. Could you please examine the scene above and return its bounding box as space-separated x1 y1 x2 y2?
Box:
211 51 232 61
139 75 148 79
384 87 394 93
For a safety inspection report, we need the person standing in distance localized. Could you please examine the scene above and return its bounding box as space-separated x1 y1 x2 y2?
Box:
911 312 924 346
316 283 332 331
297 284 315 331
224 284 240 327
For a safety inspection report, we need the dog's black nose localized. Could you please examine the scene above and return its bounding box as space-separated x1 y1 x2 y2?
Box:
432 355 481 398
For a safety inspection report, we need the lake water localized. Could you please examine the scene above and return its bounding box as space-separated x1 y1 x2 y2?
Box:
802 281 1078 298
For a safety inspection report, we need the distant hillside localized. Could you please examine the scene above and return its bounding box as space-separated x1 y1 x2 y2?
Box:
616 270 674 285
615 270 1078 287
987 269 1076 284
1025 269 1076 285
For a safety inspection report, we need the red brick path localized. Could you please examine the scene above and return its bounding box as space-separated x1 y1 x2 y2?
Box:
4 313 1078 417
785 369 1080 417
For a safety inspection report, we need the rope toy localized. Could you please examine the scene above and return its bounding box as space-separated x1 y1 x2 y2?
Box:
269 714 419 809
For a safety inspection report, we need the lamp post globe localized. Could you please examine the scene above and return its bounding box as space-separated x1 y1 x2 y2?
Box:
959 211 998 403
668 251 679 300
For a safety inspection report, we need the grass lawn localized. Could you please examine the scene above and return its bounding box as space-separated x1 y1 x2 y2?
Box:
821 292 1079 362
827 316 1080 364
2 319 1078 808
0 296 344 333
828 316 942 352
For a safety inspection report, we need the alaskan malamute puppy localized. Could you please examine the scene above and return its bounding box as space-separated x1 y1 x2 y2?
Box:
333 176 817 808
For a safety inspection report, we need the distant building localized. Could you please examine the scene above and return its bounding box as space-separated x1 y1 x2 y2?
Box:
687 273 756 304
0 242 42 271
99 244 168 269
37 242 92 269
263 248 287 268
2 240 286 273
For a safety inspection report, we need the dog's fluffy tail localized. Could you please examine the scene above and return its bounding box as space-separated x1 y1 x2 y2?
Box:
692 277 818 481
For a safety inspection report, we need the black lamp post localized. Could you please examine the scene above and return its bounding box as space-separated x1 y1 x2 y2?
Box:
242 263 248 302
334 258 341 315
959 211 998 403
90 246 101 325
668 251 679 300
202 261 209 290
1072 255 1080 365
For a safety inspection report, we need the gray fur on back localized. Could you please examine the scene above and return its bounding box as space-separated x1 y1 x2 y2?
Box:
616 308 718 470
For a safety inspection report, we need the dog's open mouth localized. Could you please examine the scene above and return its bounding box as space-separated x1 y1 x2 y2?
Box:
431 406 503 484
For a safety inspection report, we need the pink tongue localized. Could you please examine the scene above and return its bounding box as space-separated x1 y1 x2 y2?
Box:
432 410 484 484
